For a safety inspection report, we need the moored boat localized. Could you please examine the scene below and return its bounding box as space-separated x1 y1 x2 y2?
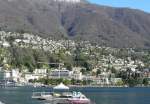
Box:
67 92 90 104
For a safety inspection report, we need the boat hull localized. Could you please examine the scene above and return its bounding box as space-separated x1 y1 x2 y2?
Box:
67 99 90 104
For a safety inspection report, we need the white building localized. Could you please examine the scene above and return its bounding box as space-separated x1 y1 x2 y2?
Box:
95 72 110 85
2 41 10 47
3 69 20 82
11 69 20 82
24 73 39 82
34 69 47 75
82 74 94 81
24 73 46 82
4 71 11 79
49 69 73 79
72 70 83 80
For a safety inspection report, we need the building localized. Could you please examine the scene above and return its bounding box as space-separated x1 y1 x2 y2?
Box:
34 69 47 75
24 73 41 82
2 41 10 47
72 70 83 80
1 69 20 82
97 72 110 85
11 69 20 82
3 71 11 79
24 73 47 82
49 69 73 79
82 74 94 81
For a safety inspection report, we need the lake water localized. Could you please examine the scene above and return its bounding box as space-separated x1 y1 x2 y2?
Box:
0 86 150 104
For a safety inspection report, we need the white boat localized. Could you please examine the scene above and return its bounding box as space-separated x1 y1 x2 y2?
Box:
67 92 90 104
67 96 90 104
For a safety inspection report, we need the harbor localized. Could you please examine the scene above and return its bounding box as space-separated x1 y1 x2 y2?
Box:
32 83 92 104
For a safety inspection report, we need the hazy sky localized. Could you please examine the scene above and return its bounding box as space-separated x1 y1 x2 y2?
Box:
89 0 150 13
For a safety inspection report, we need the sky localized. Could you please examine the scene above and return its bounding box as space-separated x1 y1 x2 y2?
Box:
88 0 150 13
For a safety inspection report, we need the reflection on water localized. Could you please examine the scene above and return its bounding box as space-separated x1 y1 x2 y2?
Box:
0 87 150 104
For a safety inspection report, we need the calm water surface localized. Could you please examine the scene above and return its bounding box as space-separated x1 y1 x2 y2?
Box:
0 86 150 104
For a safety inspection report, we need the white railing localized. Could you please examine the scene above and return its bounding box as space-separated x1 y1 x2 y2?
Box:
32 92 53 98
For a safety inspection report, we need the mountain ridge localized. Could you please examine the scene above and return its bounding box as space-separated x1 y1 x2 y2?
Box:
0 0 150 48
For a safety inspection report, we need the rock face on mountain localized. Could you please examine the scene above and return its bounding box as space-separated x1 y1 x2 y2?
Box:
0 0 150 48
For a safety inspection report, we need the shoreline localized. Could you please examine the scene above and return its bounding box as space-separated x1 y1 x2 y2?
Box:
26 83 150 88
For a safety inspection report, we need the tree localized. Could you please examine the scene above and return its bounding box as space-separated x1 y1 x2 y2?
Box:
66 63 72 71
71 79 76 85
143 78 149 86
63 79 71 85
10 47 36 71
33 50 48 68
96 69 101 77
116 80 124 86
127 77 138 87
83 61 92 71
82 80 87 85
63 57 73 71
111 67 117 74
